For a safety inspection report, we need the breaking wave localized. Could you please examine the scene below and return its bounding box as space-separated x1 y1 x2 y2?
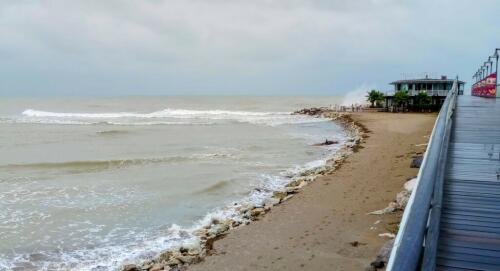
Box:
6 108 329 126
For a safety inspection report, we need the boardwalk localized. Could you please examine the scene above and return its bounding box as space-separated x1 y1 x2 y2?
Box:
437 95 500 270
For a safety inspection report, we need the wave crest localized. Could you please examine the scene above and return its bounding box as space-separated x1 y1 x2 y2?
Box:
3 154 233 172
14 108 328 126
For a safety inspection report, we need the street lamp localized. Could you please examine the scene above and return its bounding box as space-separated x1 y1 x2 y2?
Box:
485 61 493 76
494 48 500 76
493 49 500 96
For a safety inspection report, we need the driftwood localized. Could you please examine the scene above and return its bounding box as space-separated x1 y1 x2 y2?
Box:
313 139 339 146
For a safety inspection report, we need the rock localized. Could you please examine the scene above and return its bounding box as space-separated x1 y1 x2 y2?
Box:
285 186 299 194
264 197 280 206
157 251 173 262
187 246 201 256
272 191 287 200
404 178 417 192
237 203 254 213
370 259 385 268
286 179 301 187
250 207 265 217
410 155 423 168
364 266 377 271
177 254 199 264
150 263 165 271
377 239 394 263
166 258 181 266
122 264 140 271
264 204 272 212
193 228 208 238
209 223 230 236
179 247 189 254
378 233 396 238
396 190 410 209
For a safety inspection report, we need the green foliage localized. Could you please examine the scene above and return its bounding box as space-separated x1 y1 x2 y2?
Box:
394 90 409 107
366 89 385 108
415 92 431 106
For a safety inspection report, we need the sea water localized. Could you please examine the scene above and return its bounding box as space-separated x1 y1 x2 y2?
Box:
0 96 345 270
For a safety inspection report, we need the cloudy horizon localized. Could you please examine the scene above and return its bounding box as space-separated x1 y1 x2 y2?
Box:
1 0 499 96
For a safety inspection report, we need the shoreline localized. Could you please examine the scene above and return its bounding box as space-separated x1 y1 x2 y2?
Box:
187 111 435 271
121 110 366 271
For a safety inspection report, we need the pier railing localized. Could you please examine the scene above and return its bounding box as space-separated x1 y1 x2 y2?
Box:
386 79 459 271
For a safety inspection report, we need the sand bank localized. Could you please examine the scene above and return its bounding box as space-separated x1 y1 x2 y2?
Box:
188 112 436 271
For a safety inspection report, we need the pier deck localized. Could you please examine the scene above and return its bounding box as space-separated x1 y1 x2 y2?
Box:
437 95 500 270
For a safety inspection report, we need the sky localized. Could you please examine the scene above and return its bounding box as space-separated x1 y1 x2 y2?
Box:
1 0 499 96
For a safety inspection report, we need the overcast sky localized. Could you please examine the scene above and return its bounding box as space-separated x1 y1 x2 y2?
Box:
1 0 499 96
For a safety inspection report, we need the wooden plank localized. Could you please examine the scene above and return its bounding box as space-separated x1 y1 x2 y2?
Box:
435 95 500 270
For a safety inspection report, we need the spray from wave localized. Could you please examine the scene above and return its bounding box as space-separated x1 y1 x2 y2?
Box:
341 84 376 106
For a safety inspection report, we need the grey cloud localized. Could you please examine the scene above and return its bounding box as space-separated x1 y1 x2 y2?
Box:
0 0 499 95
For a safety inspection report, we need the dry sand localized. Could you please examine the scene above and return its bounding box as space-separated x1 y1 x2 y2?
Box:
188 112 436 271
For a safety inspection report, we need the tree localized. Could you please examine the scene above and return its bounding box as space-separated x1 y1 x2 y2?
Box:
366 89 385 108
394 90 409 111
415 92 431 107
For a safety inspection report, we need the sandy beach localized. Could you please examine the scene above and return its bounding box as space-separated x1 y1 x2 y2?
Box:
188 112 436 271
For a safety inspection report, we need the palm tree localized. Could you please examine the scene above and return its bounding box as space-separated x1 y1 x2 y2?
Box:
394 90 409 111
366 90 385 108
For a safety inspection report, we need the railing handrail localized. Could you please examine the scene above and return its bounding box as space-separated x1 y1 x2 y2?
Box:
386 79 459 271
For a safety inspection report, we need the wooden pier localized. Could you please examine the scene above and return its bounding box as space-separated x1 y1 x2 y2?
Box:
387 82 500 271
437 96 500 270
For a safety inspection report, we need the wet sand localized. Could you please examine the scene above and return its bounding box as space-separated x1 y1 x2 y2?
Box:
189 112 436 271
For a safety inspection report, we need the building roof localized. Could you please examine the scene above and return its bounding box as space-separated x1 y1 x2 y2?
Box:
390 78 466 85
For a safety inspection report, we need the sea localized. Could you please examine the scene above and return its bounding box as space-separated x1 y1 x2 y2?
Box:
0 96 347 270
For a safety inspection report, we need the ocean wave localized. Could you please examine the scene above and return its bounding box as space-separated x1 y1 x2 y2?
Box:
192 180 231 195
10 108 329 126
96 130 131 135
21 109 282 118
0 143 349 271
1 154 234 172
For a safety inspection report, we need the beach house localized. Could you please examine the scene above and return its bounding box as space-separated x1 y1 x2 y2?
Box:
384 75 465 111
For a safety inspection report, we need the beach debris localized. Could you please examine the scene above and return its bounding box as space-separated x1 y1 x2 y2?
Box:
313 139 339 146
349 241 367 247
368 202 399 215
378 233 396 238
410 155 423 168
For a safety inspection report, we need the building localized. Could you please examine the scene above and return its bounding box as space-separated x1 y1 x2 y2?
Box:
384 75 465 111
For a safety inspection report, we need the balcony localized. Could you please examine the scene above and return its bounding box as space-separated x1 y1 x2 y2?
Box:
384 89 450 97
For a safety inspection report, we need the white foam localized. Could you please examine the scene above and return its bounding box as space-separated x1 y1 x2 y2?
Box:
0 140 350 271
14 108 329 126
1 109 349 271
